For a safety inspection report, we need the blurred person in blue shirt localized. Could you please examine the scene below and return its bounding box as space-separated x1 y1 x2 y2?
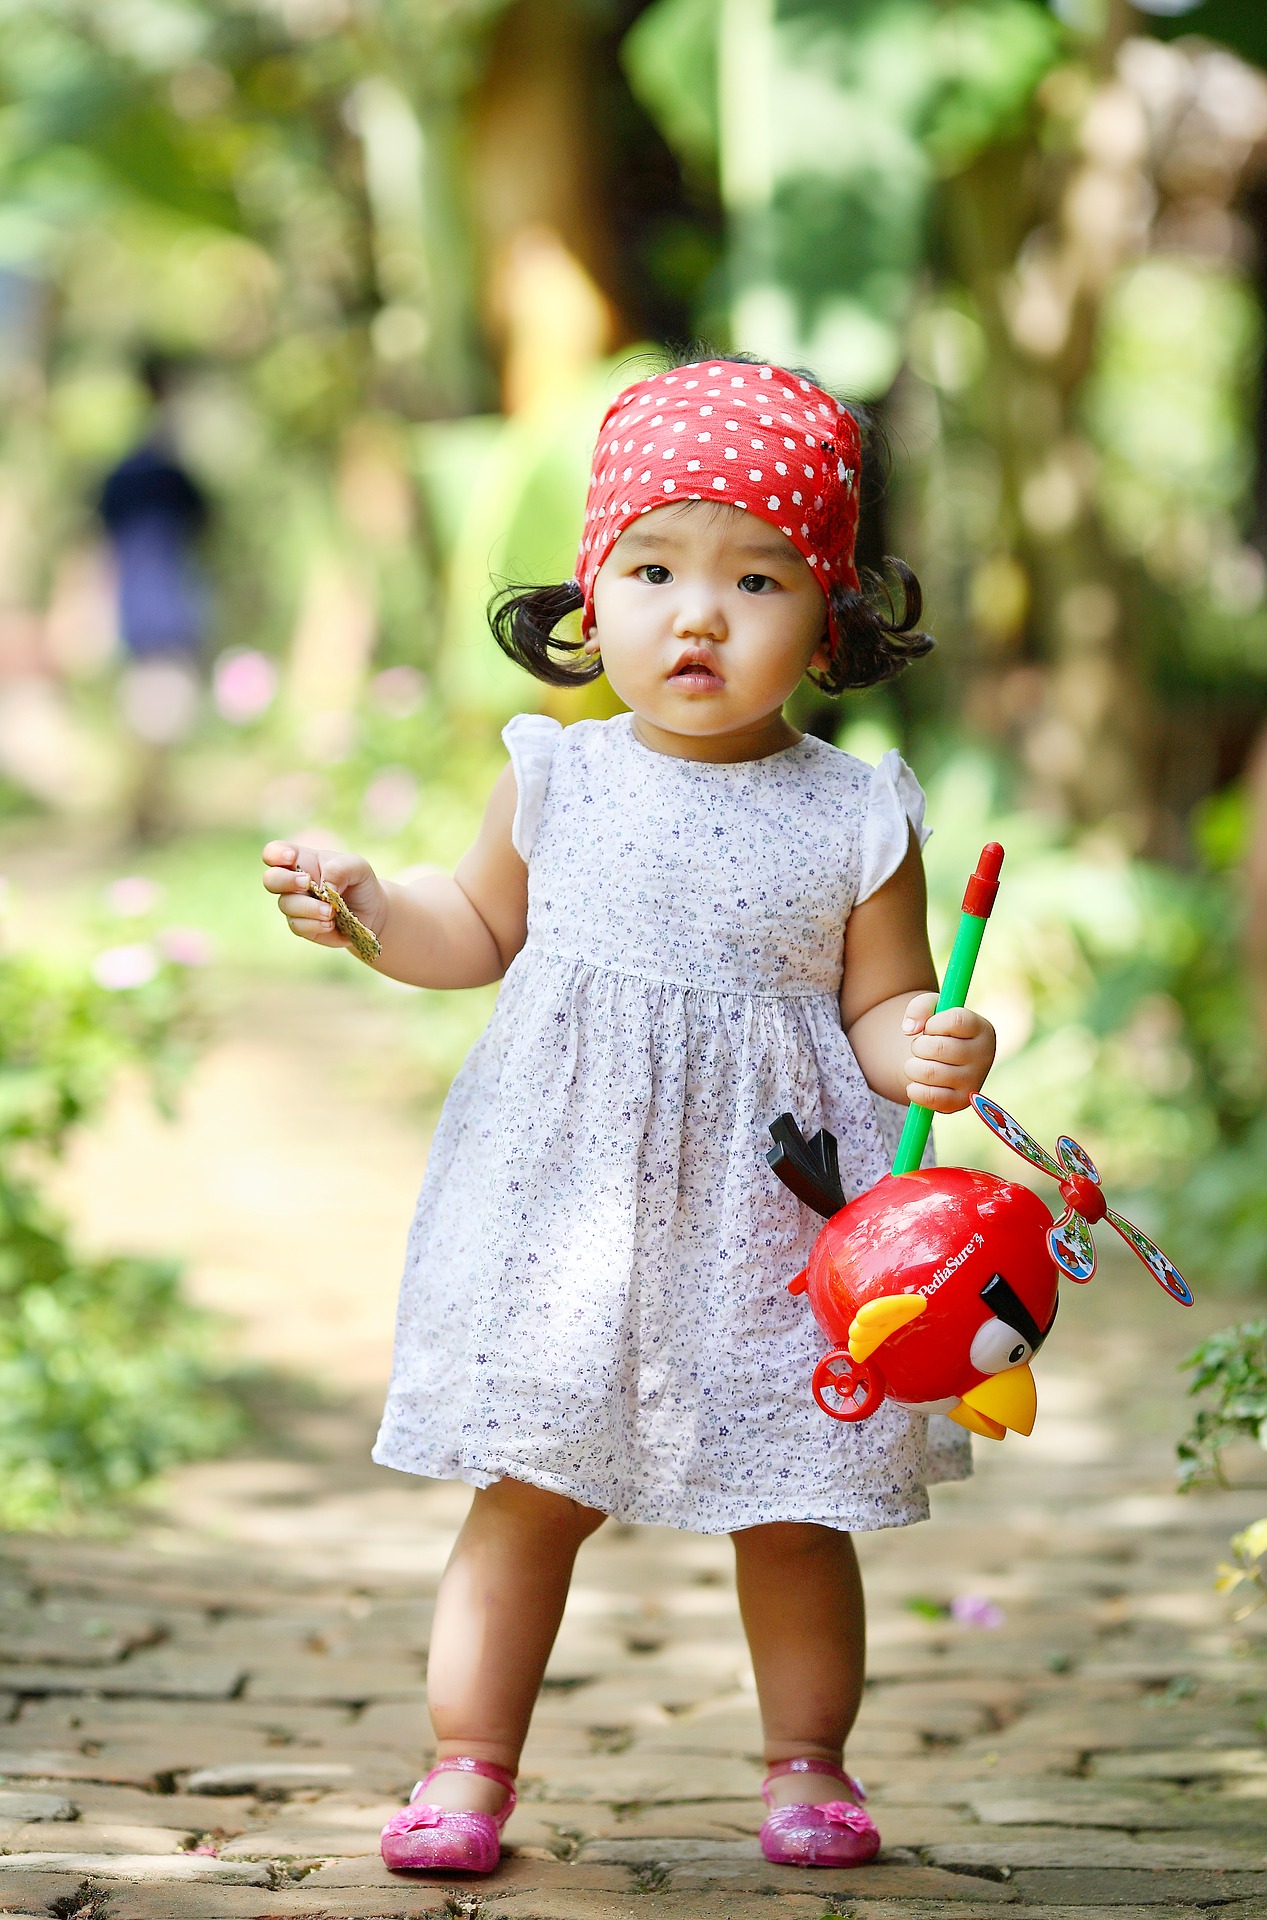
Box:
99 352 210 838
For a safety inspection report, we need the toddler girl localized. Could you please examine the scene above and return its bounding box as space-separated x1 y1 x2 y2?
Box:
262 356 995 1875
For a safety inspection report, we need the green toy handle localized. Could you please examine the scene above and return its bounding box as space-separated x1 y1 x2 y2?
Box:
890 843 1004 1177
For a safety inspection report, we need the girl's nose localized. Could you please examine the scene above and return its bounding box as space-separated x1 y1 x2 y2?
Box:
673 593 727 642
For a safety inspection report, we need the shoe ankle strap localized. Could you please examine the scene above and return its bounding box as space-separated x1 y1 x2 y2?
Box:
416 1757 518 1801
762 1757 863 1806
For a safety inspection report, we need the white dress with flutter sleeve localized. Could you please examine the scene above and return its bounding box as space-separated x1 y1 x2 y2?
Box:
373 713 971 1529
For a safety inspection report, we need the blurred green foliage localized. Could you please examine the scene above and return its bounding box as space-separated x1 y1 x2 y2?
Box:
626 0 1059 394
1148 1 1267 70
869 729 1263 1287
0 940 237 1528
1176 1320 1267 1489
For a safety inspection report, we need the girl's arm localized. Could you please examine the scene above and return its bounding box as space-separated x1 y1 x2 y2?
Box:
262 763 529 989
841 829 995 1109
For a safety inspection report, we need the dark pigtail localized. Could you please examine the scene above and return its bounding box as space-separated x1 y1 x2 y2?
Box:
489 579 601 688
813 558 933 695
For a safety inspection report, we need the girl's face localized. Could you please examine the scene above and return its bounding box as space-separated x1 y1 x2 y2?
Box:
590 503 830 755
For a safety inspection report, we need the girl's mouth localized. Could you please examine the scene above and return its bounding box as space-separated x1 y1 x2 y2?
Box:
669 652 724 690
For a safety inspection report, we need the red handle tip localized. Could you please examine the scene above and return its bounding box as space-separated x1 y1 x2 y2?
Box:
962 843 1005 918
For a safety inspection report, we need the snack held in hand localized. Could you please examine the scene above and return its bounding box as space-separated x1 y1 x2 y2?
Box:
771 1094 1191 1438
301 873 381 964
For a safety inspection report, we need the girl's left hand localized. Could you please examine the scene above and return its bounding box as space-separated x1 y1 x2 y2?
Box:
901 993 996 1113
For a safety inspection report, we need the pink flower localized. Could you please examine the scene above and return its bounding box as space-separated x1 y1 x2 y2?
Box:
362 766 417 834
370 664 427 718
106 876 163 917
214 648 278 725
951 1594 1005 1629
92 943 159 991
157 926 215 967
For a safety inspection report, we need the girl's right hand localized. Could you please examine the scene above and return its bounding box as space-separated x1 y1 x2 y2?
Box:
261 841 389 950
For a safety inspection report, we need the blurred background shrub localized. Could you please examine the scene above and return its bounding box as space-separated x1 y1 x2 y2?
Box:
0 919 237 1527
1 0 1266 1515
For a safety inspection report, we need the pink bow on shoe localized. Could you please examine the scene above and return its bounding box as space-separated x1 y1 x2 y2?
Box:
381 1802 444 1836
820 1800 876 1834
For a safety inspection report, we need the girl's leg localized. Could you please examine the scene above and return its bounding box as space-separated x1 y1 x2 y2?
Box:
423 1477 606 1810
731 1521 866 1807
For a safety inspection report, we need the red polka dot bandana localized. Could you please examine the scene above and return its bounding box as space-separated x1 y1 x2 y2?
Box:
574 360 862 636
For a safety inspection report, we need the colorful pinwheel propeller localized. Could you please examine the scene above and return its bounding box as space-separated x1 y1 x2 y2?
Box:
971 1094 1193 1305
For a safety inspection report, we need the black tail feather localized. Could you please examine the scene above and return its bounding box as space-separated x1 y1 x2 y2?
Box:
767 1114 846 1218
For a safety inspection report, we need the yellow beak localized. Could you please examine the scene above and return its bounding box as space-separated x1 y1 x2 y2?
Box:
947 1363 1037 1442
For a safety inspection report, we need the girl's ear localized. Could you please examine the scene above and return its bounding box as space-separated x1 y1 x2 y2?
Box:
808 630 833 676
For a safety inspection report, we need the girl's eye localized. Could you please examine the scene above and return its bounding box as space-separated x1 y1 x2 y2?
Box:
637 564 672 585
738 573 776 594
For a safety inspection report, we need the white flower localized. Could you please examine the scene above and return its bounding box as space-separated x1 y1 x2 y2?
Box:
92 943 160 991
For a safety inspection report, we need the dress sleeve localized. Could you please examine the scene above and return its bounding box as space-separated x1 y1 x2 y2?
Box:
856 749 931 904
501 713 564 862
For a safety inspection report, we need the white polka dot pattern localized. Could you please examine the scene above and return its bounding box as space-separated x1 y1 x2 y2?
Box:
372 713 971 1531
574 360 862 639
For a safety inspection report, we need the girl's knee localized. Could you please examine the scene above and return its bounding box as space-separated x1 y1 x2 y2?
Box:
478 1477 607 1541
732 1521 853 1563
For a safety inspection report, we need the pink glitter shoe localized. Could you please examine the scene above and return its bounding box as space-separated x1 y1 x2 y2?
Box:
380 1757 516 1874
758 1758 880 1867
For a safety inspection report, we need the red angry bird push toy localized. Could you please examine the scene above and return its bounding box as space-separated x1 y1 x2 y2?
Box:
768 1094 1192 1441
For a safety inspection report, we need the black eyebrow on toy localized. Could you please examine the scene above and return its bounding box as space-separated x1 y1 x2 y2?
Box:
979 1273 1058 1353
767 1114 845 1218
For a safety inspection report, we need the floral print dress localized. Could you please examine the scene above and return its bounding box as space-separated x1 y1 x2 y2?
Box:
373 712 971 1530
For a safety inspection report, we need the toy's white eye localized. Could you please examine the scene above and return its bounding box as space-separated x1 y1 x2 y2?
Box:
970 1317 1033 1375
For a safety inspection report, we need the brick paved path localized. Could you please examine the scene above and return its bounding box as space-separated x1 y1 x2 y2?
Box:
0 979 1264 1919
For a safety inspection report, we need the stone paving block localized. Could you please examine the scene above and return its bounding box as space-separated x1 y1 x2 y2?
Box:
849 1725 933 1759
0 1748 114 1783
0 1607 162 1666
846 1907 1228 1920
520 1723 611 1761
508 1799 761 1845
855 1679 1018 1742
0 1851 271 1882
926 1827 1267 1869
1010 1869 1267 1905
0 1883 283 1920
0 1820 191 1854
992 1705 1265 1755
1 1737 373 1794
0 1658 245 1699
1091 1747 1267 1782
244 1664 427 1707
474 1898 846 1920
68 1784 257 1829
516 1752 763 1803
303 1856 637 1895
0 1788 76 1820
964 1784 1267 1833
16 1696 356 1737
864 1759 1082 1806
216 1795 399 1860
578 1839 1017 1902
344 1690 430 1727
854 1807 990 1849
186 1760 358 1794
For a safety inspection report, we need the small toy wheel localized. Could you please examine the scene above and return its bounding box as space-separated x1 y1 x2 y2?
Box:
811 1348 885 1423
